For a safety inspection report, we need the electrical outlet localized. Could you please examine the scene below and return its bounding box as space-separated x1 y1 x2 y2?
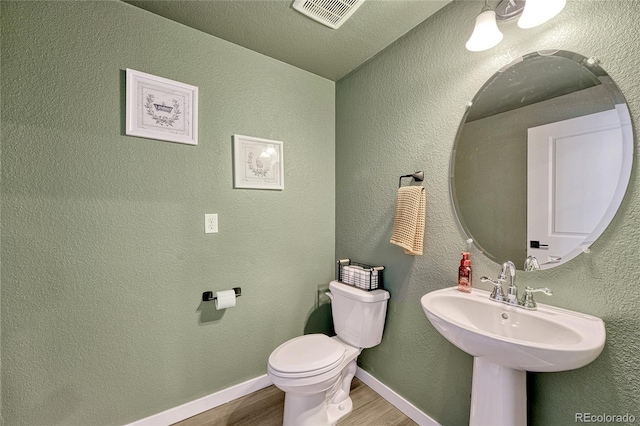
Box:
205 214 218 234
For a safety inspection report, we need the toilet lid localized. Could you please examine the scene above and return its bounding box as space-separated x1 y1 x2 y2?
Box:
269 334 345 376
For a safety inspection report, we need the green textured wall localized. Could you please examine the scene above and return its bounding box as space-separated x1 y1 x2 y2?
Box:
336 1 639 425
1 1 334 425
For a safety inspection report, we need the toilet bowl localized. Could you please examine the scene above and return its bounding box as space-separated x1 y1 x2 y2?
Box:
267 281 390 426
269 334 361 425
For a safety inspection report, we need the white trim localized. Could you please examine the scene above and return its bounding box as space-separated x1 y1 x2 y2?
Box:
355 367 441 426
126 374 272 426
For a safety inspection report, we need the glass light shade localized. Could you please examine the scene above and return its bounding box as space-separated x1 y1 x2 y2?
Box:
518 0 567 29
466 10 504 52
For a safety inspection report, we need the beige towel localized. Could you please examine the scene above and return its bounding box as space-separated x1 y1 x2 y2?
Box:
390 186 425 255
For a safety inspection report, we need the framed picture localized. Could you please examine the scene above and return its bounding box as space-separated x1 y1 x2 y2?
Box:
233 135 284 190
126 68 198 145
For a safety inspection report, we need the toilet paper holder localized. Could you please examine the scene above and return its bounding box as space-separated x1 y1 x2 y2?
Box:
202 287 242 302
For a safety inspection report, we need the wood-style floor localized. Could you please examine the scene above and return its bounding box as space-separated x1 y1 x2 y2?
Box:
173 377 417 426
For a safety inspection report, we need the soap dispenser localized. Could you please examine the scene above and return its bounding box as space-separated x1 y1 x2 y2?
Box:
458 252 472 293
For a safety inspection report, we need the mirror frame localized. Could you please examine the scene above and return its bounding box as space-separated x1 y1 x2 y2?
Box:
450 50 634 270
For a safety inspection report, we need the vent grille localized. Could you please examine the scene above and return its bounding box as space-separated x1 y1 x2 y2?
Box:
292 0 366 29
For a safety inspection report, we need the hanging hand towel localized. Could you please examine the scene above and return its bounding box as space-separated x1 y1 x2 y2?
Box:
390 186 426 256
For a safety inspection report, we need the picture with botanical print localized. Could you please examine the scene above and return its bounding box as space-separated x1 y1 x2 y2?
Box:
126 69 198 145
233 134 284 190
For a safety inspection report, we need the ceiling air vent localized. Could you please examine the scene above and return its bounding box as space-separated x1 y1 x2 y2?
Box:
292 0 366 29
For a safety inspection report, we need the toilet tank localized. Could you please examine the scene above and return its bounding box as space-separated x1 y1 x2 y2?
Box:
329 280 390 348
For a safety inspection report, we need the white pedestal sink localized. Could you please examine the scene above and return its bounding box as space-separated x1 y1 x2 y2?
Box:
421 287 605 426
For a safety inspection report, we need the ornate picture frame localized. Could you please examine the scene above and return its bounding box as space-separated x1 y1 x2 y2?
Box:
233 135 284 190
126 69 198 145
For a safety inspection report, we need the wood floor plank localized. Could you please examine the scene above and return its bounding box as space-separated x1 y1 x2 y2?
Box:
174 385 284 426
173 377 417 426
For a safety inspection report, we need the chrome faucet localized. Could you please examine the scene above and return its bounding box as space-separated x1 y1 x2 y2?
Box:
524 255 562 269
499 261 518 305
480 261 516 303
481 260 552 310
524 255 540 271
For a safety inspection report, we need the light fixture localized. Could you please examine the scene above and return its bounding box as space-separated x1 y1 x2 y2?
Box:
467 0 566 52
466 1 504 52
518 0 567 29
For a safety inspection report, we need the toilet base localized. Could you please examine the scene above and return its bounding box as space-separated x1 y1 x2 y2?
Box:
283 392 327 426
280 357 358 426
327 396 353 425
282 388 355 426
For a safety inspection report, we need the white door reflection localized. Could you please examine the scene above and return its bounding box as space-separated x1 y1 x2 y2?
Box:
527 104 631 268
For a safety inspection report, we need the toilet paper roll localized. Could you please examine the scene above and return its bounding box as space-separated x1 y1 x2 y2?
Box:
214 290 236 310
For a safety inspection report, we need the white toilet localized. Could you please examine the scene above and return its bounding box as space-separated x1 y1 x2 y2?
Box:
268 280 390 426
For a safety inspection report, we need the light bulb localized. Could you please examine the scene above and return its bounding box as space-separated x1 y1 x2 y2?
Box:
466 9 504 52
518 0 566 29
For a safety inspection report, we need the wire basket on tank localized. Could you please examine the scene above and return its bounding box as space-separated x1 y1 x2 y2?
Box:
336 259 384 291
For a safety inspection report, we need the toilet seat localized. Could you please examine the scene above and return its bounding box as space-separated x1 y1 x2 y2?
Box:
268 334 345 379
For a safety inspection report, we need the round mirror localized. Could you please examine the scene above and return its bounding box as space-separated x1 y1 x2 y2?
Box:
451 50 633 270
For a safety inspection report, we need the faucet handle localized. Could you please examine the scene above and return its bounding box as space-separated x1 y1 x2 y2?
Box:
481 276 506 302
519 286 553 310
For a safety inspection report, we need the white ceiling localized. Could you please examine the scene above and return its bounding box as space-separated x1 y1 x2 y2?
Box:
123 0 453 81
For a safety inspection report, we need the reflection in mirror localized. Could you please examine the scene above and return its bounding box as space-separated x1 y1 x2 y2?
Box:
451 51 633 270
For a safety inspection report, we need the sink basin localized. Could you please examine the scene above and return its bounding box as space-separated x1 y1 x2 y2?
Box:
421 287 606 426
420 287 605 372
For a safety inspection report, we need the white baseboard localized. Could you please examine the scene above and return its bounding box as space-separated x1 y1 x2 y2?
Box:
355 367 440 426
126 374 272 426
127 368 439 426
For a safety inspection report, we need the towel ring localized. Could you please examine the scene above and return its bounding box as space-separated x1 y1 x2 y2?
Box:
398 171 424 188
